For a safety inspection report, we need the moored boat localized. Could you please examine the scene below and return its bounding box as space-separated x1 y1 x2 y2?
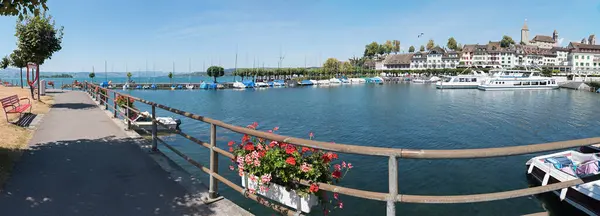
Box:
125 111 181 133
478 70 558 91
525 150 600 215
233 81 246 89
329 78 342 85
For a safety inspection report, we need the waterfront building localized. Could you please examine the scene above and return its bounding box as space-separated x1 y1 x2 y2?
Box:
377 53 413 70
520 20 559 49
408 47 459 70
567 42 600 74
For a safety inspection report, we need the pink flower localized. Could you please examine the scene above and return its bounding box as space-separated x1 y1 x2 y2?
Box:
267 130 273 133
238 171 244 177
236 156 244 164
333 193 339 200
338 202 343 209
249 175 257 182
300 163 312 172
245 155 253 164
259 185 269 193
249 188 256 194
253 159 260 167
342 161 347 168
269 141 278 148
251 151 259 159
261 174 272 183
348 163 353 169
332 170 341 179
273 126 279 131
334 164 341 171
257 143 264 151
229 165 234 171
309 132 314 139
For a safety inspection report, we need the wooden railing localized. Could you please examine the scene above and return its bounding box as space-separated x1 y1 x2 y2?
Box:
85 83 600 215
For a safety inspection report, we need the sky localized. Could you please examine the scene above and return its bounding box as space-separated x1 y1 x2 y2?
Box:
1 0 599 72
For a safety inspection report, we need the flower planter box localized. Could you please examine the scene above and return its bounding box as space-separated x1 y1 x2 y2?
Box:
241 174 318 213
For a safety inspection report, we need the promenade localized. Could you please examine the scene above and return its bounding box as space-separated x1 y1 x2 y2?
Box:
0 90 246 216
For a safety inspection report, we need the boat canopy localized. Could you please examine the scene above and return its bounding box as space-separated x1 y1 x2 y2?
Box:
242 80 255 88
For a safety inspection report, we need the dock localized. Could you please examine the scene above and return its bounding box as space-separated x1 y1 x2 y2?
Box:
0 90 250 216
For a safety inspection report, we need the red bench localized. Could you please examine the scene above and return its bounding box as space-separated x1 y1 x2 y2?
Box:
1 95 32 122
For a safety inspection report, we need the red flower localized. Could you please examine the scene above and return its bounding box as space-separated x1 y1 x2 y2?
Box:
273 126 279 131
280 142 287 148
285 156 296 166
309 183 319 193
285 145 296 154
229 147 234 152
301 147 310 153
244 143 255 151
322 152 339 163
332 170 342 179
269 141 278 148
242 134 250 142
228 141 235 146
258 151 266 158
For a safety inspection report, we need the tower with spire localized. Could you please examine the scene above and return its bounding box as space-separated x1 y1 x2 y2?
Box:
521 19 529 45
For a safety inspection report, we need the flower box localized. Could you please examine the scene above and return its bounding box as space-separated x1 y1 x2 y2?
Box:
241 173 318 213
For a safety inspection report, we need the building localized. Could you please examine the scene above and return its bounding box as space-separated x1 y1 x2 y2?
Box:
520 20 559 49
567 42 600 74
409 47 460 70
376 53 413 70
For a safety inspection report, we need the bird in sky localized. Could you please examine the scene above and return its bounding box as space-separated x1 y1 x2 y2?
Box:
418 33 424 38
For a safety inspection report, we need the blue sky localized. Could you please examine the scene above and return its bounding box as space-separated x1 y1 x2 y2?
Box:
1 0 599 72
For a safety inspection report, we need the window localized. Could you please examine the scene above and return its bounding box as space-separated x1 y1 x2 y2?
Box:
595 63 597 67
522 82 530 85
532 82 539 85
576 62 579 66
471 78 477 82
588 56 590 60
587 63 590 66
541 81 547 85
575 55 578 59
514 82 522 86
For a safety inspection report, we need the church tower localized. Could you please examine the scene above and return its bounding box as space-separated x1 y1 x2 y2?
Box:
589 34 596 45
552 30 558 47
521 20 529 45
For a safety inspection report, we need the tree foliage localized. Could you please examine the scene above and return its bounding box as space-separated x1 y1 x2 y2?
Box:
0 56 9 69
419 45 425 52
383 40 393 54
207 66 224 83
455 43 463 51
426 39 435 51
89 72 95 81
341 61 353 74
500 35 515 48
447 37 458 50
408 46 415 53
364 42 379 58
126 72 132 79
0 0 48 19
323 58 340 75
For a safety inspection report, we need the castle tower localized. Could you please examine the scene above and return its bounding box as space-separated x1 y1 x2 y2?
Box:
582 37 588 44
589 34 596 45
521 20 529 45
553 30 558 47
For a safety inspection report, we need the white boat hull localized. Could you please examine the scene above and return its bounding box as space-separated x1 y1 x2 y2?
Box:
478 85 559 91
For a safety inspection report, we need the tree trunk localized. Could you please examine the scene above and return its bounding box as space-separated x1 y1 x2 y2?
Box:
20 67 23 88
37 65 40 100
213 76 216 83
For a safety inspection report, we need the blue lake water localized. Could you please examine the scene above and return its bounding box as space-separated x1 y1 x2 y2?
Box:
119 83 600 215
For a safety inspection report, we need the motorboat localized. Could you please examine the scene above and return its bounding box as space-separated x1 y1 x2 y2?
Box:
436 76 484 89
349 78 365 84
412 78 430 84
176 85 183 89
255 82 269 88
340 78 350 84
309 80 319 85
142 85 150 89
150 84 157 90
126 111 182 133
329 78 342 85
122 82 130 90
170 85 176 90
186 84 194 90
273 80 285 87
300 80 314 86
233 81 246 89
317 80 330 85
478 70 558 91
369 77 384 84
525 150 600 215
429 76 441 82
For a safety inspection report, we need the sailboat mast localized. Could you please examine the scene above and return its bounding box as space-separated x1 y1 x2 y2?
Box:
234 45 238 82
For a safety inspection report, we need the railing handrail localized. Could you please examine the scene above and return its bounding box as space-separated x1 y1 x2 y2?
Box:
85 83 596 215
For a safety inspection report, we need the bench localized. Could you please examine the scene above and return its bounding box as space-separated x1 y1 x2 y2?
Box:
1 95 32 122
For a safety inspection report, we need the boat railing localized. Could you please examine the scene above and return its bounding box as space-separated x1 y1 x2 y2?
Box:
86 82 600 216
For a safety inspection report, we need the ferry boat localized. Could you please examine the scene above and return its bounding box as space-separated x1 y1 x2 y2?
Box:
436 72 489 89
525 150 600 215
478 70 558 91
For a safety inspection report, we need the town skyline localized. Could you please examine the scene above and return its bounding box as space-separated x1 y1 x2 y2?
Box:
0 0 599 72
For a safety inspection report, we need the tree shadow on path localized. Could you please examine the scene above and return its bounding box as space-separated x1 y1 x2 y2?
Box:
0 136 218 216
50 103 97 110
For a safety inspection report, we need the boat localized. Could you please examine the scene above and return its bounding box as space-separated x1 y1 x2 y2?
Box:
255 82 269 88
273 80 285 87
436 76 484 89
135 85 142 89
122 82 130 90
317 80 330 85
370 77 384 84
150 84 157 90
349 78 365 84
186 84 194 90
525 150 600 215
300 80 314 86
478 70 559 91
412 78 430 84
233 81 246 89
170 85 176 90
142 85 150 89
329 78 342 85
126 111 182 133
340 78 350 84
242 80 255 88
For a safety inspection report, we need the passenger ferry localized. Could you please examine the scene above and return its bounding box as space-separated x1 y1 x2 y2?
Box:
436 71 488 89
477 70 558 91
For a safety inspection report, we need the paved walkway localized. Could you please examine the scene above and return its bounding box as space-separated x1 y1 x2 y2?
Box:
0 91 225 216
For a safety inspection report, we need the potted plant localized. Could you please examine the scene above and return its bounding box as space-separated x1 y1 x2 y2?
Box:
115 95 136 120
229 123 351 214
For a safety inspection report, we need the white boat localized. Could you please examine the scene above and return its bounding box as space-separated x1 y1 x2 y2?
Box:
436 76 485 89
273 82 285 87
478 70 558 91
525 150 600 215
329 78 342 84
126 111 181 132
255 82 269 88
186 84 194 90
317 80 330 85
412 78 430 84
341 78 350 84
142 85 150 89
122 82 130 90
429 76 441 82
233 81 246 89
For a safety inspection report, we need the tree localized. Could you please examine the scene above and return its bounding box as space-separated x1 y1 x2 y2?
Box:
0 0 48 19
0 56 9 69
456 43 463 52
377 44 385 56
392 40 401 54
168 72 173 84
126 72 132 81
383 40 393 54
206 66 224 83
408 46 415 53
426 39 435 51
447 37 458 50
341 61 353 75
16 13 64 99
9 49 27 88
500 35 515 48
364 42 379 58
541 69 553 77
323 58 340 77
89 72 95 82
419 45 425 52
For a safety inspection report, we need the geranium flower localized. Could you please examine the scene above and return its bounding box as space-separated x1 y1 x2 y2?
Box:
342 161 347 168
285 145 296 154
332 170 341 179
228 141 235 146
261 173 272 183
348 163 353 169
258 151 266 158
338 202 343 209
249 175 257 182
259 185 269 193
285 156 296 166
309 183 319 193
273 126 279 131
244 143 255 151
309 132 314 139
334 164 341 171
253 159 260 167
242 134 250 142
333 193 339 200
238 171 244 177
257 143 264 151
301 147 310 153
229 147 234 152
236 156 244 164
249 188 256 194
267 130 273 133
251 151 259 159
245 155 253 164
301 163 312 172
269 141 278 148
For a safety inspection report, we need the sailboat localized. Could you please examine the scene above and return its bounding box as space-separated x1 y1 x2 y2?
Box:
186 58 194 89
232 48 246 89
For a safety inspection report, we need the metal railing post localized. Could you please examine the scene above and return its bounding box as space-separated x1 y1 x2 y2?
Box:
387 156 398 216
151 104 157 152
209 123 219 198
104 90 108 110
126 102 131 130
113 92 117 118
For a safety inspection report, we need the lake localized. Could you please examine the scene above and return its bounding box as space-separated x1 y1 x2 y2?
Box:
120 82 599 215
